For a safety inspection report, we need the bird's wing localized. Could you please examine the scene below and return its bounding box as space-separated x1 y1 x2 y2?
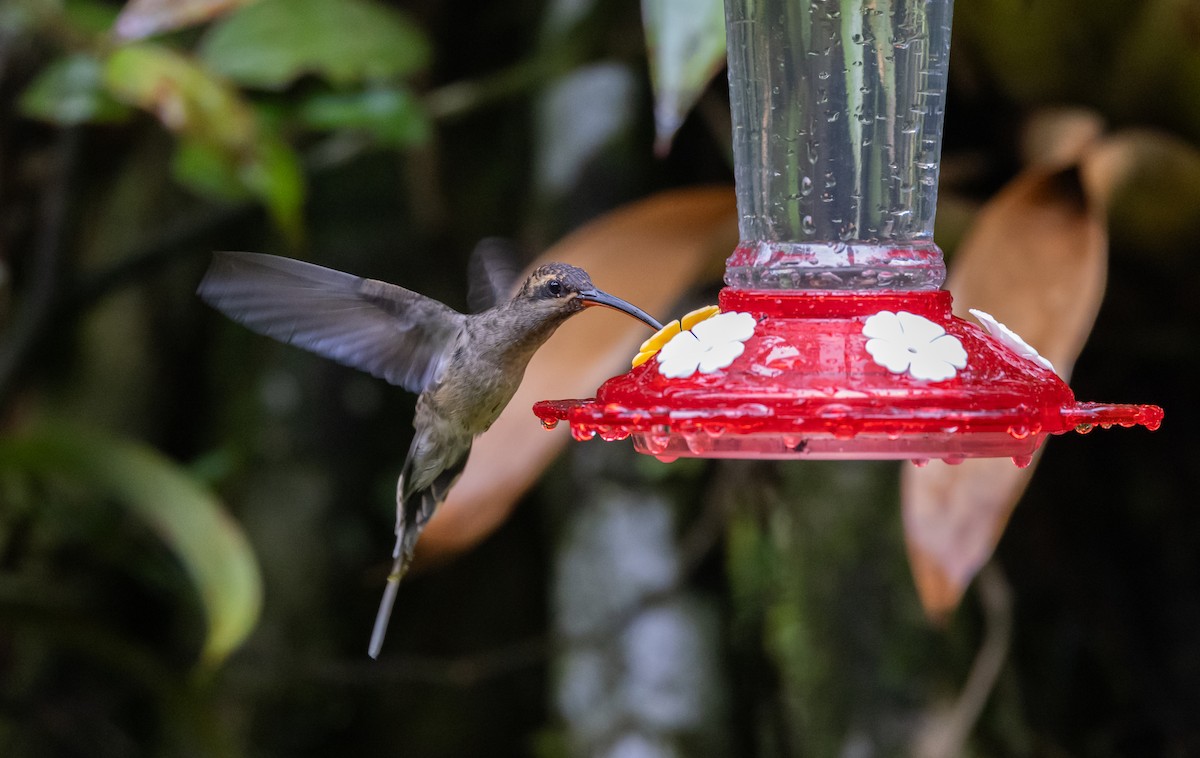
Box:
466 237 521 313
198 252 466 394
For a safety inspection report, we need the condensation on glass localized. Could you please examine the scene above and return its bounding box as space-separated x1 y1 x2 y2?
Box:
724 0 954 290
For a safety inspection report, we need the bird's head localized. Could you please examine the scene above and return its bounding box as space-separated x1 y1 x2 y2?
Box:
515 263 662 330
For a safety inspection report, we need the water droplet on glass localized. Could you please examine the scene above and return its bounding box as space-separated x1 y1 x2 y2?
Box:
598 425 629 442
782 434 807 451
802 215 816 234
642 430 670 454
682 429 711 454
800 175 814 196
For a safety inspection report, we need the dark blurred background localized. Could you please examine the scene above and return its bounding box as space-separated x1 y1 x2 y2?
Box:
1 0 1198 756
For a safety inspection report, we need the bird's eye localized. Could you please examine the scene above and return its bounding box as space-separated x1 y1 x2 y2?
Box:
547 280 564 297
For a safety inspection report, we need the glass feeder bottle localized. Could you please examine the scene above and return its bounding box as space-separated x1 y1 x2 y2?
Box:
724 0 952 291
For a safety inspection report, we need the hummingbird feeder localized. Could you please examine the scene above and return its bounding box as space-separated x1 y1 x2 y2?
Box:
534 0 1161 464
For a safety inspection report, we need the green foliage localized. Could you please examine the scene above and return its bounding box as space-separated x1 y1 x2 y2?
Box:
297 86 431 147
171 137 256 201
956 0 1200 143
1110 0 1200 142
197 0 431 89
103 43 307 238
9 0 434 242
0 425 263 666
103 44 257 146
62 0 121 33
19 53 133 125
235 128 307 236
641 0 726 152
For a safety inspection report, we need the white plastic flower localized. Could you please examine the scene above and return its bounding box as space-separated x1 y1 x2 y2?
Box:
632 305 719 368
863 310 967 381
657 311 756 378
969 308 1056 374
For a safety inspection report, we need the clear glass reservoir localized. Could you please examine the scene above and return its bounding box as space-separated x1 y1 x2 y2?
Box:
724 0 954 290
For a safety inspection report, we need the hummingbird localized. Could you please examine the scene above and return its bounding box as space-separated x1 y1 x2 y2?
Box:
196 247 662 658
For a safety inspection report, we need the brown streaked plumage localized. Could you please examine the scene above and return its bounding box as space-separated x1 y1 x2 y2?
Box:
196 249 661 658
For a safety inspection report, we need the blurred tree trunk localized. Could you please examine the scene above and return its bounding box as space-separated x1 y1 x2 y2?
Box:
724 460 966 757
549 442 729 758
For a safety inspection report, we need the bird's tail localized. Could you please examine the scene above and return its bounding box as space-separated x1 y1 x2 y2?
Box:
367 445 469 659
367 530 415 659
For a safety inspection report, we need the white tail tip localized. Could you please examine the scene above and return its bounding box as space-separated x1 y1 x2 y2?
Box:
368 577 401 659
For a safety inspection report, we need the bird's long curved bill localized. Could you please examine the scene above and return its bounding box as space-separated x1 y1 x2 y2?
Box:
579 290 663 330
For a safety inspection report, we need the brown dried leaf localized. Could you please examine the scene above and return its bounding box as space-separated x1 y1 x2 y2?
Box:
115 0 255 40
1020 107 1105 169
416 187 736 562
903 164 1108 617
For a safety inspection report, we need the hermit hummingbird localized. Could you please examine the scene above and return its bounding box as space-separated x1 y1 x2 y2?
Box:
197 247 662 658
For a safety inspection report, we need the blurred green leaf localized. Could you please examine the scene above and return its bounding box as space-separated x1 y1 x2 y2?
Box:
1 0 114 37
297 86 430 147
115 0 256 40
172 129 305 239
955 0 1127 107
237 128 305 239
65 0 121 33
103 44 305 238
0 425 263 666
0 0 50 34
198 0 430 90
1110 0 1200 143
172 138 254 201
641 0 726 153
103 43 257 145
19 54 133 125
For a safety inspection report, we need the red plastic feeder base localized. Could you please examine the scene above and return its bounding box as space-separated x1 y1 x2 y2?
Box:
533 289 1163 465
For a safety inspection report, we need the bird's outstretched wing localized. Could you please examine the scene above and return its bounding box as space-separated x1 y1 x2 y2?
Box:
466 238 521 313
198 252 466 394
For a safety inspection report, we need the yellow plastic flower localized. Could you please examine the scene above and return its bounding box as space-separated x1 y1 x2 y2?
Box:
631 305 720 368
